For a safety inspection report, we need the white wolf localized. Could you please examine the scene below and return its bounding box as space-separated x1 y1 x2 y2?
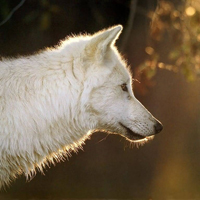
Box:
0 25 162 188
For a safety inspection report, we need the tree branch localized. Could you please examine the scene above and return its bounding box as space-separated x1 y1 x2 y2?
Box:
0 0 26 26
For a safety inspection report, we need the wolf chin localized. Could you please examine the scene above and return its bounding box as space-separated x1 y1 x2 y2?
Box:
0 25 163 188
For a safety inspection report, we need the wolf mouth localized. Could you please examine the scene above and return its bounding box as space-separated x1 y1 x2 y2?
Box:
119 123 146 141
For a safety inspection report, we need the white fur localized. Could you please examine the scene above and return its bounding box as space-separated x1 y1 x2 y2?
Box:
0 25 162 188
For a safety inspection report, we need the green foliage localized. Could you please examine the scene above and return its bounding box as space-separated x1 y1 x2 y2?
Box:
138 0 200 82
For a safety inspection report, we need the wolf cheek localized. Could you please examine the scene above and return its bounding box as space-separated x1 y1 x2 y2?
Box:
89 87 163 144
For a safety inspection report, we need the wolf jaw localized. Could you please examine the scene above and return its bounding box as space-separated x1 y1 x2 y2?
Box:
119 122 146 140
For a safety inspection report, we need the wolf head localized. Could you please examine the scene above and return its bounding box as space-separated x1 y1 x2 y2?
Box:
66 25 163 144
61 25 163 145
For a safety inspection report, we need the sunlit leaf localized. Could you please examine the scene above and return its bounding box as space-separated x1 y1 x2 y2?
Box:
169 50 180 60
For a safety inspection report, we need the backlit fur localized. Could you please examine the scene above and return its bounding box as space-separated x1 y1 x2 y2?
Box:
0 25 162 188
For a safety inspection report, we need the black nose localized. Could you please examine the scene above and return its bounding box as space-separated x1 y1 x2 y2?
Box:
154 121 163 134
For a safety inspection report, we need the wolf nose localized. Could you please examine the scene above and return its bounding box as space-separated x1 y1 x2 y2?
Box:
154 121 163 134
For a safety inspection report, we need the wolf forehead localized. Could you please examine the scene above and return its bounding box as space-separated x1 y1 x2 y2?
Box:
60 25 129 78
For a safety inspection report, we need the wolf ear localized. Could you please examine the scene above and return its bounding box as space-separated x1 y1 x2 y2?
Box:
86 25 123 59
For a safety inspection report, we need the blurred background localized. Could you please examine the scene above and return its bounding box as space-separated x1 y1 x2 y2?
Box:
0 0 200 199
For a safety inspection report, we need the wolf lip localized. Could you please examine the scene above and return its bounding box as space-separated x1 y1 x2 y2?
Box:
119 123 146 141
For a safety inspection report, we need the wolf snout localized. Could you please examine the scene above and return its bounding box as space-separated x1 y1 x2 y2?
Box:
154 121 163 134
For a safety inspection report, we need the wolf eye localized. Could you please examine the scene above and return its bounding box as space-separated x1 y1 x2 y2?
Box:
121 83 128 92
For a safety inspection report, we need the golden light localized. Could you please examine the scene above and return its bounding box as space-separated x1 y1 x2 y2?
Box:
145 46 154 55
185 6 196 16
173 10 180 17
124 135 155 148
197 34 200 42
158 62 165 69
